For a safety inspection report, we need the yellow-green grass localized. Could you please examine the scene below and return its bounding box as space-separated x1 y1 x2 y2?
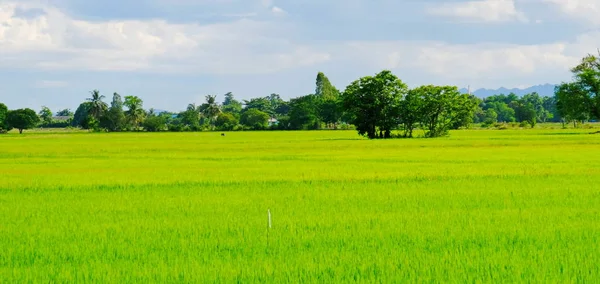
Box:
1 130 599 282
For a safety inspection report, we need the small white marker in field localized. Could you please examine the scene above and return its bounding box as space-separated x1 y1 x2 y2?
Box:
268 209 272 229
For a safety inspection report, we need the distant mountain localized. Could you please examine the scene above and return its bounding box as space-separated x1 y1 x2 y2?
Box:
459 84 557 98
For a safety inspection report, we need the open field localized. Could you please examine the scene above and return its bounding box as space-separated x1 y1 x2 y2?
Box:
1 129 600 282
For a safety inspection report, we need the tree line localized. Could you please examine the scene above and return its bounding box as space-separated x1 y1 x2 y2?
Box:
1 52 598 138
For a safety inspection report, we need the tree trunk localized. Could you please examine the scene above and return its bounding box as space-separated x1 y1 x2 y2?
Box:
19 129 23 134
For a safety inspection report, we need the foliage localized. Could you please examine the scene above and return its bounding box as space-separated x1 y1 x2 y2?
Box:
288 95 321 130
86 90 108 120
570 53 600 118
215 112 239 131
72 102 95 129
222 92 243 116
39 106 53 125
415 85 471 137
101 93 127 132
342 70 408 139
143 112 167 132
554 52 600 125
555 82 591 127
56 109 74 117
124 96 145 131
483 109 498 125
315 72 340 101
399 89 423 137
243 97 273 116
6 108 40 134
0 103 10 133
240 108 270 130
199 95 221 126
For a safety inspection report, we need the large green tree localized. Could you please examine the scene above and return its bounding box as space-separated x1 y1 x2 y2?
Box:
124 96 145 130
0 103 10 132
288 94 321 130
86 90 108 120
222 92 243 116
240 109 270 130
342 70 408 139
215 112 239 131
570 52 600 118
315 72 341 128
315 72 340 101
101 93 126 132
415 85 473 137
179 104 201 130
555 82 591 127
399 89 424 138
72 102 94 129
143 109 167 132
199 95 221 126
38 106 53 125
6 108 40 134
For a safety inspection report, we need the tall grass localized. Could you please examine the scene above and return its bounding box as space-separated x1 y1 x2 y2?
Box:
1 129 599 282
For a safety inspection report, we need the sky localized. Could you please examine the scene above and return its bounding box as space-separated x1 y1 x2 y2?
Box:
1 0 599 112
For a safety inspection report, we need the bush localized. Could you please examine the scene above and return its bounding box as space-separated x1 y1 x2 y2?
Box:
168 123 183 132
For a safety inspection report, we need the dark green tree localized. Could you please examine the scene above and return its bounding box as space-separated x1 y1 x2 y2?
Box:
124 96 145 130
143 109 167 132
56 109 74 117
485 101 516 122
570 52 600 118
416 85 471 137
243 97 273 116
6 108 40 134
288 94 321 130
0 103 10 132
222 92 243 116
38 106 53 125
101 93 126 132
199 95 221 127
315 72 340 100
240 109 270 130
315 72 341 128
215 112 239 131
72 102 95 129
512 100 537 128
483 109 498 125
179 104 201 131
399 89 424 138
342 70 408 139
555 82 591 127
86 90 108 120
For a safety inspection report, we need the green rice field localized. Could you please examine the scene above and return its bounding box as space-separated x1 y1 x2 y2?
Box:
1 129 600 282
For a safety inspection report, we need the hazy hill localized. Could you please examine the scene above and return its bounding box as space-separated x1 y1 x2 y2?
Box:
459 84 556 98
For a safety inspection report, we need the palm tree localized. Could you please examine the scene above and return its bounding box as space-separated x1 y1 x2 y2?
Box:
199 95 221 126
86 90 107 120
124 96 145 131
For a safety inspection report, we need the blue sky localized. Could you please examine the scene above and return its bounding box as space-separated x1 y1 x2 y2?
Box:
1 0 599 112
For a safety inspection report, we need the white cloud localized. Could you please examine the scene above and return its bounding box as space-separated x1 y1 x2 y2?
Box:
271 6 286 15
427 0 528 23
261 0 273 8
328 29 600 88
35 80 69 88
1 1 598 90
542 0 600 25
0 2 327 73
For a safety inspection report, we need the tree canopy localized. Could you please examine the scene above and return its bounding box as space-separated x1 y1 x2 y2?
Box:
6 108 40 134
342 70 408 139
0 103 10 133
